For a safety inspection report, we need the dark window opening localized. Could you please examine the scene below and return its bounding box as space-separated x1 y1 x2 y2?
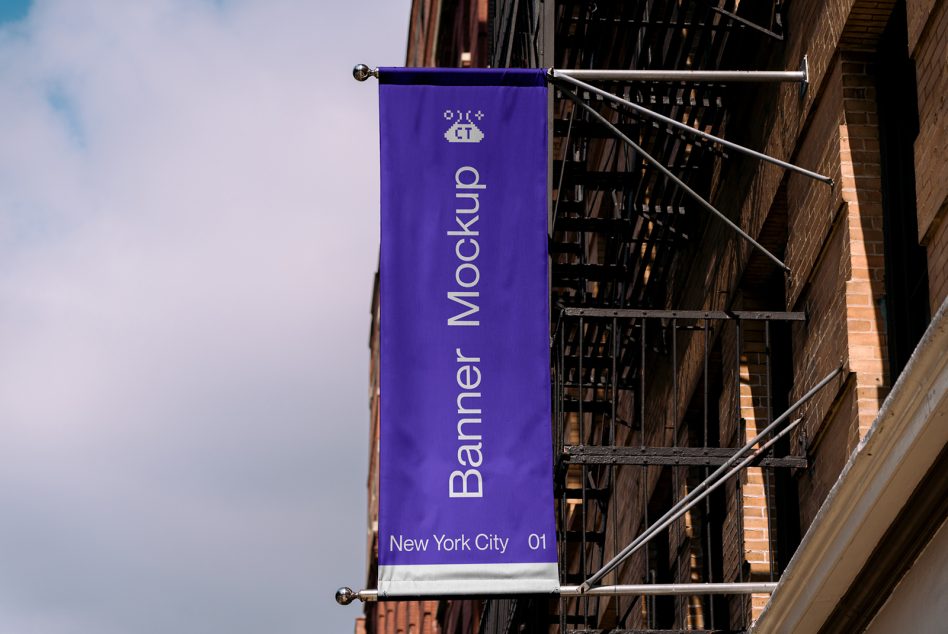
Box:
707 485 730 630
770 318 801 573
685 350 729 629
875 0 931 381
737 179 801 575
646 468 676 628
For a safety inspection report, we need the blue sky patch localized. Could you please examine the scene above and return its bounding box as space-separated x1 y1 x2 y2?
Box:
0 0 30 25
46 84 86 148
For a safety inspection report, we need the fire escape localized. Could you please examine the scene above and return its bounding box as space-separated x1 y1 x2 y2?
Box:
477 1 835 632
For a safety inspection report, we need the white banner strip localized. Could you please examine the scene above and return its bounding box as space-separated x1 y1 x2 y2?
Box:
378 563 559 596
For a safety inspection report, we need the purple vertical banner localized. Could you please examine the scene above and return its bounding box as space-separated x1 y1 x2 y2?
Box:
377 68 558 596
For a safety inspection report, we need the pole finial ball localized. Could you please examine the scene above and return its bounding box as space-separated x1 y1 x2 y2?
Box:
335 587 357 605
353 64 372 82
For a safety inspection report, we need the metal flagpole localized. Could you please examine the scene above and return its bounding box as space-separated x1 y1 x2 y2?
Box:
559 582 778 597
336 582 779 604
353 60 809 85
553 68 805 82
551 70 834 186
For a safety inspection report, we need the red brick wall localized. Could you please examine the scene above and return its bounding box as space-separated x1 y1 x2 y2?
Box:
373 600 440 634
909 0 948 308
510 0 935 629
839 53 891 436
783 49 892 533
926 210 948 308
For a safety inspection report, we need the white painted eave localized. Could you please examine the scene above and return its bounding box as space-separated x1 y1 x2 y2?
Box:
752 297 948 634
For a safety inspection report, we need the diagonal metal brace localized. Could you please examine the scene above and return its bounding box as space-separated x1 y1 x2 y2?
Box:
553 81 791 272
580 366 843 590
552 71 833 186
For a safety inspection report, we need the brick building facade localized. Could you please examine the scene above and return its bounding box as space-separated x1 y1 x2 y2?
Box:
357 0 948 632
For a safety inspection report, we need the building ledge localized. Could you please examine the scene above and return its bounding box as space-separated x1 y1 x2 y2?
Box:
752 296 948 633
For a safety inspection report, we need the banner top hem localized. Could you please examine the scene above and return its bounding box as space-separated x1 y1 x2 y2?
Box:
378 67 548 87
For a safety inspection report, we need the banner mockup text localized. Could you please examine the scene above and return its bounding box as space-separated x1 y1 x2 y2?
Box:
378 68 558 596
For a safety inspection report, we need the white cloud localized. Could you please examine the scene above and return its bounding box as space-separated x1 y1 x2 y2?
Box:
0 1 407 631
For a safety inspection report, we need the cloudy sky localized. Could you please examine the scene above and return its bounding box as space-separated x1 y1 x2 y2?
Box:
0 1 407 631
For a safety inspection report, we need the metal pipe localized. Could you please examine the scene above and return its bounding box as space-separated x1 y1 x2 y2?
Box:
552 71 834 186
553 68 805 82
559 582 778 596
353 64 808 85
582 365 843 589
336 582 778 604
708 5 784 41
555 83 791 272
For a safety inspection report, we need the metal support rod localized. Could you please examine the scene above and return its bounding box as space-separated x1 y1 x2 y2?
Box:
708 5 785 41
581 365 843 589
551 102 576 233
551 71 833 186
552 68 805 83
558 582 778 596
336 582 778 604
555 83 791 272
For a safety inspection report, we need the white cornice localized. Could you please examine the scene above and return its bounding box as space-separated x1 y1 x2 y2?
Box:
752 296 948 633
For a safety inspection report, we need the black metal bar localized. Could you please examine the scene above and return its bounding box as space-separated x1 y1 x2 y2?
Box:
554 264 636 282
736 318 747 625
640 317 648 617
555 159 703 177
578 314 588 628
554 118 644 137
567 629 745 634
563 308 806 320
671 317 681 622
564 445 806 467
561 530 607 544
611 316 619 618
765 320 775 583
704 318 715 628
556 217 683 240
558 305 567 634
561 396 612 413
